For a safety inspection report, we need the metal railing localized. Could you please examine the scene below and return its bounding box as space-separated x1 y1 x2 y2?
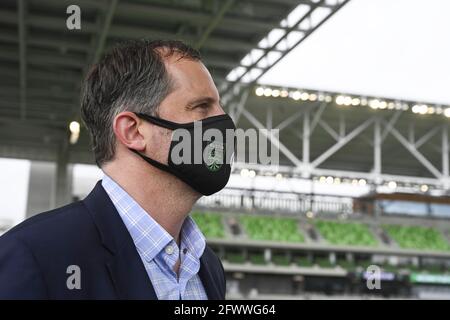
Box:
196 187 353 215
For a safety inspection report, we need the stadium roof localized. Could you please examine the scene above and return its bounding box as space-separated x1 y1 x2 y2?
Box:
0 0 307 123
0 0 448 190
0 0 310 160
0 0 346 162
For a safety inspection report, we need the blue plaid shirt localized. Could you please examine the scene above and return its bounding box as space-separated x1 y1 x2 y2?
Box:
102 175 208 300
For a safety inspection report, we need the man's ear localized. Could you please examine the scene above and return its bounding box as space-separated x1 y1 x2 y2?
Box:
113 111 146 151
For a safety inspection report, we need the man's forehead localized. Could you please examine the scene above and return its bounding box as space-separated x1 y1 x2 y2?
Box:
163 56 219 99
163 54 204 76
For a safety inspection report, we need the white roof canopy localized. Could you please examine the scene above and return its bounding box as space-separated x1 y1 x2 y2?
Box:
259 0 450 105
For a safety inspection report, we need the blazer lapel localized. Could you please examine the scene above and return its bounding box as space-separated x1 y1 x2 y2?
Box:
198 252 222 300
105 243 157 300
83 181 157 300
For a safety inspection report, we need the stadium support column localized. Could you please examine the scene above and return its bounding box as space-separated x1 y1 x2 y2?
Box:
266 107 272 130
54 142 73 208
442 125 449 190
26 161 56 218
373 118 383 217
302 110 311 178
373 117 382 185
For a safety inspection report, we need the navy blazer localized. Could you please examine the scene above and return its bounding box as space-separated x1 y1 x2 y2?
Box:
0 181 226 299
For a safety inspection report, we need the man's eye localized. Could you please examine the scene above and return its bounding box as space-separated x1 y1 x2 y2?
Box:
196 103 209 109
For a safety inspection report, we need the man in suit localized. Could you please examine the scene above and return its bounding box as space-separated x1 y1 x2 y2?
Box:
0 40 234 299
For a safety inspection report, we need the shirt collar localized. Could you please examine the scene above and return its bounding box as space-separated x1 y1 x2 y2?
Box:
181 215 206 260
101 174 205 262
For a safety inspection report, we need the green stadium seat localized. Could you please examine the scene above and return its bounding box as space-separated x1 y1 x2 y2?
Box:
249 252 266 265
315 257 334 268
296 257 314 267
225 252 246 264
315 220 378 247
337 259 354 269
383 224 450 251
272 254 291 266
239 215 304 242
191 212 225 238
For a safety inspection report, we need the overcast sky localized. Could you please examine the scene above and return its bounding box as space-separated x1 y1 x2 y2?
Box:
259 0 450 105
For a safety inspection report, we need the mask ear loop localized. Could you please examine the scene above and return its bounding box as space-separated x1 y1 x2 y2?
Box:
134 112 180 130
130 149 206 195
129 149 177 175
135 112 234 129
130 113 177 174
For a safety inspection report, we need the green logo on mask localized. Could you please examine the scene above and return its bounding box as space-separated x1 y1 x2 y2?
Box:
205 141 224 172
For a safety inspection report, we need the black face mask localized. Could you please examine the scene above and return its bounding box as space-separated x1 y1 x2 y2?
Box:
131 112 236 196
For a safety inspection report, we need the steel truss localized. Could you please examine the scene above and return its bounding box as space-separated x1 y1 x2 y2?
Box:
235 97 450 192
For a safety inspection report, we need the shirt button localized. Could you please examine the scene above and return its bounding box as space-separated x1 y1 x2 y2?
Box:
165 245 174 255
183 248 188 254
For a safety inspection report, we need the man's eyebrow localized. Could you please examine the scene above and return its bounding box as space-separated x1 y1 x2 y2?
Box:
186 96 217 107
